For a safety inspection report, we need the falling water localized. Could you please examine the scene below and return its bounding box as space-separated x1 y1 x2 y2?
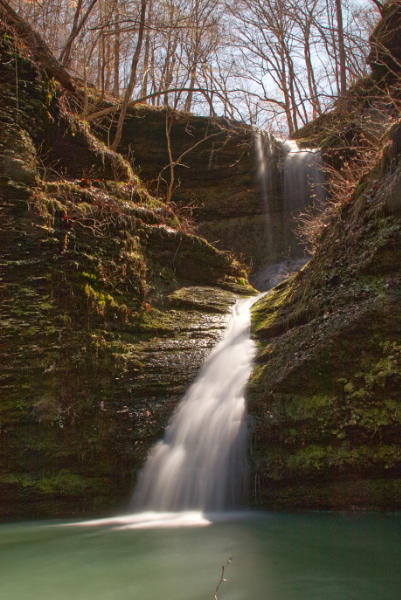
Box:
283 139 325 212
130 137 324 515
253 130 281 266
254 130 276 209
252 133 325 290
255 134 325 220
132 295 261 512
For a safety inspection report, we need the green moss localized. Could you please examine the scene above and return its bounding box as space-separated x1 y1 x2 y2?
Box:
36 471 93 496
251 278 295 333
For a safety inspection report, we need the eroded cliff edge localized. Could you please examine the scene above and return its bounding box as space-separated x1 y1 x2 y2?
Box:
92 104 306 271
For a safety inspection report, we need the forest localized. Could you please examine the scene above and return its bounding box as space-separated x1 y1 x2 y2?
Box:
7 0 382 131
0 0 401 599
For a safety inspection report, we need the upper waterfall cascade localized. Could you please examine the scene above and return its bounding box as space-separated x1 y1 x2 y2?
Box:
132 295 261 512
254 132 325 214
282 139 325 211
252 132 325 290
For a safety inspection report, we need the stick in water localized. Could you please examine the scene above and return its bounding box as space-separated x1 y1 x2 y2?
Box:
214 557 232 600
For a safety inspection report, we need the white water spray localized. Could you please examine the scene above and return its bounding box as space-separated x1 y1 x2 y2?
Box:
132 295 261 512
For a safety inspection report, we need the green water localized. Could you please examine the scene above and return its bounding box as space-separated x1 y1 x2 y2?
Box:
0 511 400 600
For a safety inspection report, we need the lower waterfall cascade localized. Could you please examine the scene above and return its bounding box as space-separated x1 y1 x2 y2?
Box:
132 294 262 512
131 135 324 514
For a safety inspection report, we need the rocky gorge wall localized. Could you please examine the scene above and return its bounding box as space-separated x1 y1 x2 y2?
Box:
2 0 401 519
0 24 252 519
248 118 401 510
246 0 401 511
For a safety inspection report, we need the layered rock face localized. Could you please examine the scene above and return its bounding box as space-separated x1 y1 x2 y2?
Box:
248 121 401 510
97 107 309 271
0 25 250 518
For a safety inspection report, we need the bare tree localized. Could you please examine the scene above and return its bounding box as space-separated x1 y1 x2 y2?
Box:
7 0 382 136
59 0 99 68
334 0 347 95
111 0 148 151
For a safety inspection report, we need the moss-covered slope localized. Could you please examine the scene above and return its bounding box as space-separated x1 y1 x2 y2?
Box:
248 120 401 510
0 24 251 519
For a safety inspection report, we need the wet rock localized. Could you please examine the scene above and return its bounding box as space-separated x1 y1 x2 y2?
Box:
169 286 238 313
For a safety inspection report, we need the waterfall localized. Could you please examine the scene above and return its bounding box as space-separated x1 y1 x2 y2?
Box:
252 133 325 290
132 295 260 512
283 140 325 213
254 130 276 209
255 133 325 224
253 130 281 266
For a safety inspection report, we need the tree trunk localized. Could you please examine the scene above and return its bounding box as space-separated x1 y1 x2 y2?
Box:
335 0 347 96
59 0 99 68
303 23 321 118
100 30 106 98
140 0 152 99
184 68 197 113
111 0 148 151
112 0 120 97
